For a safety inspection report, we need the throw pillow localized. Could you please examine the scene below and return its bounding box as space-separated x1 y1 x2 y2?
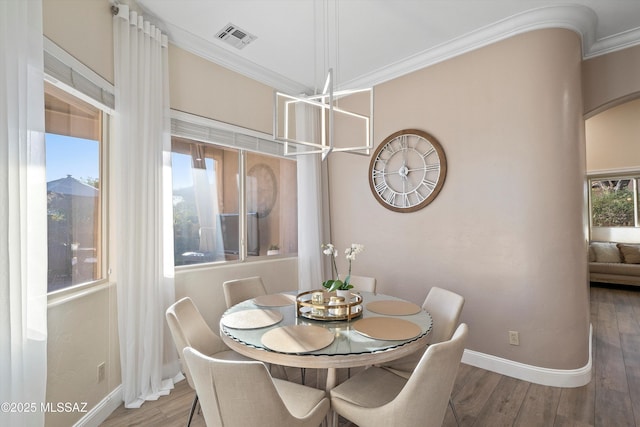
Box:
617 243 640 264
591 242 622 263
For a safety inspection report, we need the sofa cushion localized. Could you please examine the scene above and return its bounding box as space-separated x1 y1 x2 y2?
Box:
617 244 640 264
588 245 596 262
590 262 640 276
591 242 622 263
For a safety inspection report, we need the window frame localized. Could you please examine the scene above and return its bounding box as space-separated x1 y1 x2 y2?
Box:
44 81 112 296
588 173 640 230
170 111 298 269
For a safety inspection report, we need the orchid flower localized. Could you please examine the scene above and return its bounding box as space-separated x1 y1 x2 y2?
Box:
321 243 365 291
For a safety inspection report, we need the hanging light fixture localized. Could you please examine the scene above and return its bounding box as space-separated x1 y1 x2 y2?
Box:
273 0 373 160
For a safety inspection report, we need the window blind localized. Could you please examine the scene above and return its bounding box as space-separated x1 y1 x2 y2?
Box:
43 37 115 110
171 111 287 158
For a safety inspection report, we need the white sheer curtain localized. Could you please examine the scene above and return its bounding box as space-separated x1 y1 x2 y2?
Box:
280 159 298 254
296 103 324 290
0 0 48 425
112 6 179 408
191 151 225 261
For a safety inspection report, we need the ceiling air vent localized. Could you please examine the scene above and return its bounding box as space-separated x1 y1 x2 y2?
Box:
215 23 257 50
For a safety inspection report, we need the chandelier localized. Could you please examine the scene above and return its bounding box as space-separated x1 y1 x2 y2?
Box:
273 0 373 160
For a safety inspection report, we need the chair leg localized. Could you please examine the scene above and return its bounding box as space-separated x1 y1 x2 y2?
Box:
449 397 460 427
187 394 198 427
301 368 306 384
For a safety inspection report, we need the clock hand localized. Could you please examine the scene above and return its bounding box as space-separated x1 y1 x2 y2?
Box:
407 165 440 173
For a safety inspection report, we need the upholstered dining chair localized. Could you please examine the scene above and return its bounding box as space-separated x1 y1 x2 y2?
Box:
348 275 377 293
382 286 465 376
380 286 465 424
222 275 302 381
222 276 267 308
330 323 468 427
166 297 252 427
183 347 331 427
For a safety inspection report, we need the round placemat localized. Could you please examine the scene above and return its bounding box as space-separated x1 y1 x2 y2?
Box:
366 300 422 316
221 309 283 329
252 293 296 307
353 317 422 341
261 325 335 353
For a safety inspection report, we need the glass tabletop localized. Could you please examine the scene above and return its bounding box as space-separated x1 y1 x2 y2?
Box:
220 291 433 357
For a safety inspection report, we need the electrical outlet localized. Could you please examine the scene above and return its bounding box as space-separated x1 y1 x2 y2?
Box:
508 330 520 346
97 362 106 382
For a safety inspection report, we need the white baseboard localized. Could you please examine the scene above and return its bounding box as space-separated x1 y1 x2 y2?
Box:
73 385 122 427
461 324 592 388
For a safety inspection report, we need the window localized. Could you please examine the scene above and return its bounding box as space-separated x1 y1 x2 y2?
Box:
45 83 106 292
590 177 640 228
172 136 297 266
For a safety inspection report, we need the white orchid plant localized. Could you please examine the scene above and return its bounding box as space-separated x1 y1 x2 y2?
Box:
321 243 365 291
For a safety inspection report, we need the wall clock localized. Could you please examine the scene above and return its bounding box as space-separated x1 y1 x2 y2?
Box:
248 163 278 218
368 129 447 212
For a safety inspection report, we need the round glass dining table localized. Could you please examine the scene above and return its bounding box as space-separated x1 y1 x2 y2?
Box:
219 291 433 392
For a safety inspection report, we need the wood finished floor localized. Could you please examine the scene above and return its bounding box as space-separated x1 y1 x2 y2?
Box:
101 284 640 427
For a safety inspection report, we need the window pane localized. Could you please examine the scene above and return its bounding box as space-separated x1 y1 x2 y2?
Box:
246 152 297 257
590 179 635 227
172 137 240 265
45 84 103 292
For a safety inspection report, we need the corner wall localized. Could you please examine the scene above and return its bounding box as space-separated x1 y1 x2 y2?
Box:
328 29 590 372
583 44 640 117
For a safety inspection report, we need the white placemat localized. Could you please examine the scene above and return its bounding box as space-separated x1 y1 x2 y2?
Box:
366 300 422 316
221 309 283 329
261 325 335 353
252 293 296 307
353 317 422 341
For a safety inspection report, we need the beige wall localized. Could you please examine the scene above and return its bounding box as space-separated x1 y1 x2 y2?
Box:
328 29 590 370
40 1 640 423
586 97 640 172
43 2 119 425
175 258 298 331
42 3 293 426
43 0 114 84
586 97 640 243
583 44 640 117
584 43 640 244
169 47 273 134
46 285 118 427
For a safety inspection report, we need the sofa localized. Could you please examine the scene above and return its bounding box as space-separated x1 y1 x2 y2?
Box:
589 242 640 286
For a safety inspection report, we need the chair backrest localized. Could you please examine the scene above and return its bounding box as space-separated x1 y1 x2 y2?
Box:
422 286 465 345
183 347 329 427
349 275 377 293
395 323 468 427
222 276 267 308
166 297 228 388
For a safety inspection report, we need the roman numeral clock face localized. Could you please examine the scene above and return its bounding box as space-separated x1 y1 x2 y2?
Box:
369 129 447 212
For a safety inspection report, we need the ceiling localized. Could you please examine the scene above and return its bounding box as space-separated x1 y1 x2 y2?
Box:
136 0 640 95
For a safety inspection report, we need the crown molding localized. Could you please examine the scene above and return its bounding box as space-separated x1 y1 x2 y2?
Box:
160 4 639 93
586 26 640 59
339 4 599 90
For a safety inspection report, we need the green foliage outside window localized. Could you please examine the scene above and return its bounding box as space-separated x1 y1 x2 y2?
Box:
591 180 635 227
